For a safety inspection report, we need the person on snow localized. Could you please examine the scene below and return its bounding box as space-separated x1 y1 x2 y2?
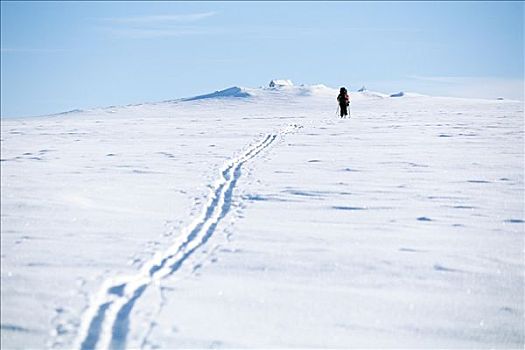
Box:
337 87 350 118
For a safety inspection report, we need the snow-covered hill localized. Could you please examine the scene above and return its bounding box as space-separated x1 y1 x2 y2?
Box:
1 83 523 349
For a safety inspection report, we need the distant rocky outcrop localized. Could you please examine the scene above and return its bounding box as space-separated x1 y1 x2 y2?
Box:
390 91 405 97
269 79 294 88
183 87 251 101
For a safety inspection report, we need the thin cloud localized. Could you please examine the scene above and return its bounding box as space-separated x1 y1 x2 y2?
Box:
101 12 216 24
96 11 218 39
104 26 219 39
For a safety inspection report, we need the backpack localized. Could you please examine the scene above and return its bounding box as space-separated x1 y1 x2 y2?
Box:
338 92 349 106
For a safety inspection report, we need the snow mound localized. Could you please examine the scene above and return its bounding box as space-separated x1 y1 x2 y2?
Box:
403 92 428 97
296 84 338 97
269 79 294 88
355 90 389 99
183 87 251 101
390 91 428 98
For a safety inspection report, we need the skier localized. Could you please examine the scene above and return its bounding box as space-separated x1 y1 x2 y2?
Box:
337 87 350 118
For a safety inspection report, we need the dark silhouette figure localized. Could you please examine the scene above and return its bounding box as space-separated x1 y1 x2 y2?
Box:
337 87 350 118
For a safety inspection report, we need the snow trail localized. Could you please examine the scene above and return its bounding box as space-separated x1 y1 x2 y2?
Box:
74 124 300 350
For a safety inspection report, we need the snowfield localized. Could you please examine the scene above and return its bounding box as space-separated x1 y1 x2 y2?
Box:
1 84 523 349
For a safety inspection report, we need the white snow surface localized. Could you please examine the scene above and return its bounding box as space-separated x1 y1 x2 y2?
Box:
1 84 524 349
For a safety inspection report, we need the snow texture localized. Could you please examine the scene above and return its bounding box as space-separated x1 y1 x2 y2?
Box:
1 84 523 349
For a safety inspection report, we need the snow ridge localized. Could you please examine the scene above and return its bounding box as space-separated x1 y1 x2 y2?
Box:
74 124 301 350
182 86 251 101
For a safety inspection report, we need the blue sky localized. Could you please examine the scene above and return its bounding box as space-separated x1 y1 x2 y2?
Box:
1 1 523 117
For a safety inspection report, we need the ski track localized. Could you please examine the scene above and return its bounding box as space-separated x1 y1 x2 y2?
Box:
74 124 300 350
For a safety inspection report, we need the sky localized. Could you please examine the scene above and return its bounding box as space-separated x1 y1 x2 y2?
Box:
1 1 523 117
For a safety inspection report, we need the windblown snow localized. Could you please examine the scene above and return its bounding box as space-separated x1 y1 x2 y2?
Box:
1 83 523 349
